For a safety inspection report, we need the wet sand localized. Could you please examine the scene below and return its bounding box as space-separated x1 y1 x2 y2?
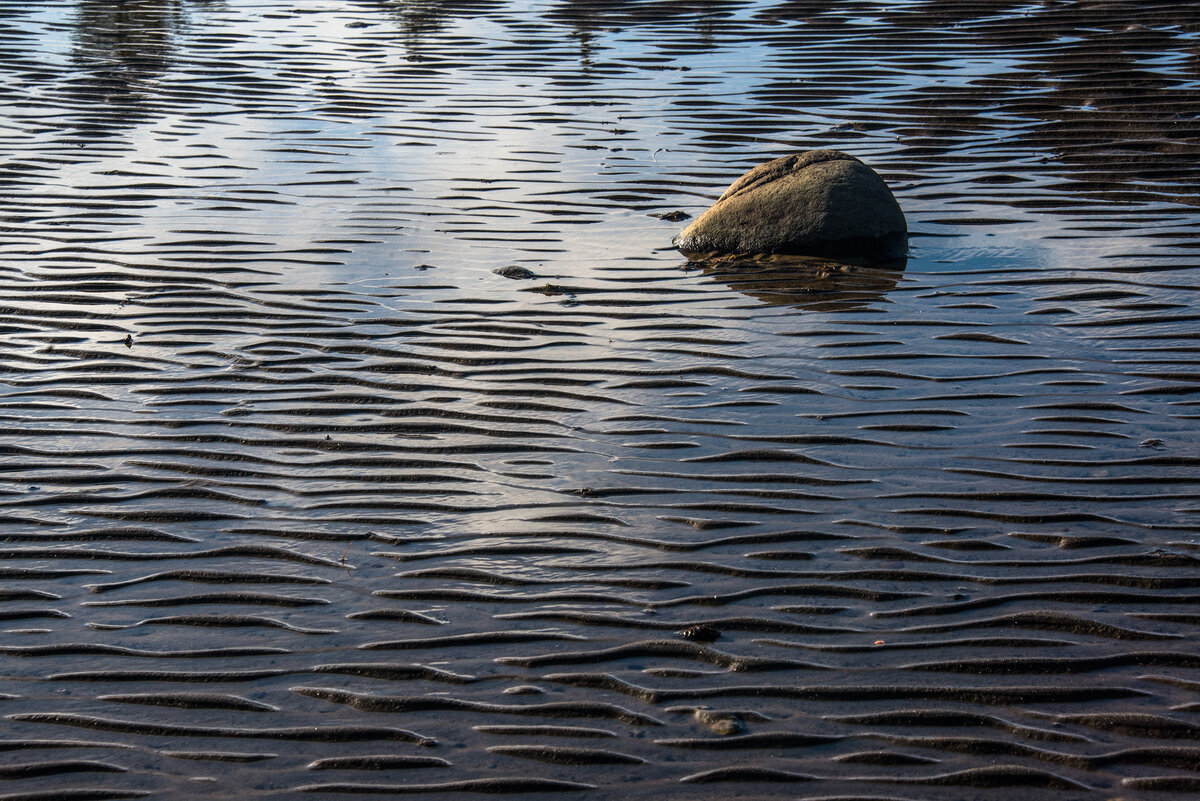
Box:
0 0 1199 798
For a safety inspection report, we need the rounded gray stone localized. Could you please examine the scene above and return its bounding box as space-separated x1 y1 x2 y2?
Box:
494 265 537 279
674 150 907 261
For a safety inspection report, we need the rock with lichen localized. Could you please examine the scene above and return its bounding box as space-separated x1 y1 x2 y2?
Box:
674 150 906 261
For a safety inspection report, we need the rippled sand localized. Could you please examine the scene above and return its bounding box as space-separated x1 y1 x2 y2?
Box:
0 0 1199 798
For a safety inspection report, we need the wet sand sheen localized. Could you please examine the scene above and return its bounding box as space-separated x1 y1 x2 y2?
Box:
0 0 1198 798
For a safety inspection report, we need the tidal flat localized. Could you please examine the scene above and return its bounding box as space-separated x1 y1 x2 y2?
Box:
0 0 1198 799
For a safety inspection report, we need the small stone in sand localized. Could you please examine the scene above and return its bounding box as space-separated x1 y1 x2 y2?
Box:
494 265 537 279
677 624 721 643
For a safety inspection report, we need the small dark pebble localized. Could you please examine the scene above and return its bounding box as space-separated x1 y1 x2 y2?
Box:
657 210 690 221
677 624 721 643
494 265 536 279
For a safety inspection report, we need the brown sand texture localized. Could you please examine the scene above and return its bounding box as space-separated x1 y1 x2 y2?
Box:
0 0 1198 798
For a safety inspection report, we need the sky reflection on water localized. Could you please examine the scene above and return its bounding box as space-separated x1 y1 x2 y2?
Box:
0 1 1199 798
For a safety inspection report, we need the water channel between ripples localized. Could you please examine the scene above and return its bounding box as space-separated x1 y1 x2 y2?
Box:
0 0 1198 799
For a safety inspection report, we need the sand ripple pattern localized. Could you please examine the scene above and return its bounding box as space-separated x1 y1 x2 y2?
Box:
0 0 1198 798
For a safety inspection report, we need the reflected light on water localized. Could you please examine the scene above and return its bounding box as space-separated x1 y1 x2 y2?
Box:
0 0 1198 798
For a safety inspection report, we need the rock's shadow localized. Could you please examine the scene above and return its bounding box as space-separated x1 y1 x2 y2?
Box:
686 252 906 311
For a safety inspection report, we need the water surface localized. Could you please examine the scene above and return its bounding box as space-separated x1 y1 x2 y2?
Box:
1 0 1199 798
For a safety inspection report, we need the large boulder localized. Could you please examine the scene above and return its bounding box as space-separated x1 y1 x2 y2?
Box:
674 150 907 262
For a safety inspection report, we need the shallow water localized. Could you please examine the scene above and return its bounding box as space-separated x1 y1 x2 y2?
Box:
1 0 1199 798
